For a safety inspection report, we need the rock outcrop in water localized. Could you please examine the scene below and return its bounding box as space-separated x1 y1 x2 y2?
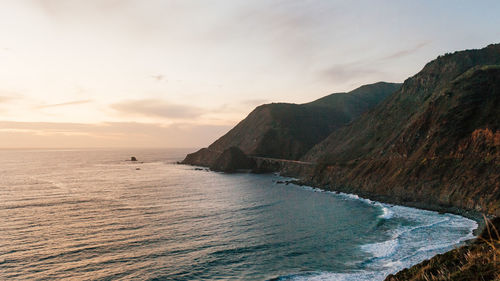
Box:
181 82 401 166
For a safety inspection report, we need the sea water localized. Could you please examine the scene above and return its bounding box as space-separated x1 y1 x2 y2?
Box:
0 149 477 280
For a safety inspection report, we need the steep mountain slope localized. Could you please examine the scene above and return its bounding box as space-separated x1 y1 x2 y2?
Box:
303 44 500 215
182 82 400 167
305 44 500 163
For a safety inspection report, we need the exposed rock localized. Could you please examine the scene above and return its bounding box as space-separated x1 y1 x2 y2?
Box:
302 44 500 216
131 156 137 161
178 43 500 280
209 147 256 173
181 148 221 167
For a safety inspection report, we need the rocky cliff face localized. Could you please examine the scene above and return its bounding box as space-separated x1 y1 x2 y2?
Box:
182 44 500 216
182 148 220 167
303 44 500 215
181 82 400 166
179 44 500 280
209 147 256 173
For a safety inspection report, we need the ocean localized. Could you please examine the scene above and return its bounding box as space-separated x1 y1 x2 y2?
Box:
0 148 477 280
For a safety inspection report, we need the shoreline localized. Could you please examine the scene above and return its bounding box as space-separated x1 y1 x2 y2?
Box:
288 178 488 237
273 175 486 280
183 163 488 279
182 163 488 236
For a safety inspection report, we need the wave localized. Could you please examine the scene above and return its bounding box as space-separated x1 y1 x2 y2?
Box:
277 177 478 281
378 205 394 220
291 184 393 220
361 238 399 260
270 270 386 281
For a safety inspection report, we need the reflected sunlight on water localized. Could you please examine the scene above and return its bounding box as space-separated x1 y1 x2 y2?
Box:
0 149 476 280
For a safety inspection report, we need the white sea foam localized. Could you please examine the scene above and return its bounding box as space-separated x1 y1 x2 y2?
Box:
374 203 394 219
361 238 399 259
278 179 479 281
276 270 387 281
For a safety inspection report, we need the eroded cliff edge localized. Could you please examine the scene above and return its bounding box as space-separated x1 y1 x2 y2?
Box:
182 44 499 217
181 43 500 279
302 45 500 216
181 82 401 168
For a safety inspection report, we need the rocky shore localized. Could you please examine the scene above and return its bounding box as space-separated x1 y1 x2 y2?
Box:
182 44 500 279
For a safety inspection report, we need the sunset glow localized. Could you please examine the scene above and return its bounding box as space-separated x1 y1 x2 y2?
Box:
1 0 499 148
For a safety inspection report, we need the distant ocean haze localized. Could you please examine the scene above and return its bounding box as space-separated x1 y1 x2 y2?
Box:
0 149 476 280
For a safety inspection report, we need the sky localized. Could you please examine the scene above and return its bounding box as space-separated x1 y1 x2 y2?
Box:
0 0 499 148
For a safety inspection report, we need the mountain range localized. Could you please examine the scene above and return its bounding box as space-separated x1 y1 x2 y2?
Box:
182 82 400 167
182 43 500 278
183 43 500 216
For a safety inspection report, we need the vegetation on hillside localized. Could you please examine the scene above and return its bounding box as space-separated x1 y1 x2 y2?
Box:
303 44 500 216
182 82 400 166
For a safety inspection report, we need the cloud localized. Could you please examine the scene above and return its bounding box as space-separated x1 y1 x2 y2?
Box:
36 99 92 109
150 74 165 81
320 41 430 84
204 1 340 64
241 99 269 107
321 63 385 84
0 96 14 103
0 121 231 148
36 0 131 20
379 41 430 61
111 99 205 119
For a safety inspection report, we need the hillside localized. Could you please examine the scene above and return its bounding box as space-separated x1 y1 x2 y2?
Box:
182 82 400 167
302 44 500 216
180 44 500 279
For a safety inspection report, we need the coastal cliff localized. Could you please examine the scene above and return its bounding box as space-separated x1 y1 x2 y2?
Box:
302 45 500 216
181 44 500 278
183 44 499 217
181 82 401 167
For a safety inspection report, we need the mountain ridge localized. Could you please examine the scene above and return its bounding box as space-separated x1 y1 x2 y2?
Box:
182 44 499 215
181 43 500 278
185 44 500 280
301 44 500 216
182 81 401 168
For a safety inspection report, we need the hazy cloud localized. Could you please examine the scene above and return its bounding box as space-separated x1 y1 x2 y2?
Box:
0 121 231 148
379 41 430 61
111 99 205 119
0 93 23 106
150 74 165 81
320 41 429 83
0 96 14 103
210 99 271 117
321 63 385 84
36 99 92 109
241 99 269 107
